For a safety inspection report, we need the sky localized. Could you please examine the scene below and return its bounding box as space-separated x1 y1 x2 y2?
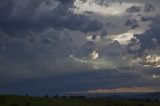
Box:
0 0 160 96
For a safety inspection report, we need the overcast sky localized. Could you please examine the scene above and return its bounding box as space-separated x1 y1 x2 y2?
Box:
0 0 160 95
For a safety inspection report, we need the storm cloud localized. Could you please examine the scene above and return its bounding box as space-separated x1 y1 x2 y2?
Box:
0 0 160 95
0 0 103 64
128 16 160 54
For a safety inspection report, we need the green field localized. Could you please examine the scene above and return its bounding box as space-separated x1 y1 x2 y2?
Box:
0 95 160 106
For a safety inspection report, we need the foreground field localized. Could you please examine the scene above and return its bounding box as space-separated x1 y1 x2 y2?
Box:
0 95 160 106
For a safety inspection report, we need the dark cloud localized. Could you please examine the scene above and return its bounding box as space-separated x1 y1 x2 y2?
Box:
56 0 74 4
1 67 159 95
127 16 160 55
0 0 102 32
126 5 141 13
0 0 160 95
0 0 15 19
122 1 155 13
144 3 155 12
74 41 96 58
101 41 124 57
125 19 139 29
0 0 103 35
96 0 111 7
0 0 104 82
0 0 103 56
140 16 153 22
100 30 108 38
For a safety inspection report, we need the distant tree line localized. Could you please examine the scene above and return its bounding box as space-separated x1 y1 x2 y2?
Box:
42 94 86 99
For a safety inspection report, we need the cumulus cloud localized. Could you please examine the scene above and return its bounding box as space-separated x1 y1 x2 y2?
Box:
127 16 160 68
127 16 160 55
144 54 160 68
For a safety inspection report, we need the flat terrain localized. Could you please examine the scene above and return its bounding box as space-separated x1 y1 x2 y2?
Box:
0 95 160 106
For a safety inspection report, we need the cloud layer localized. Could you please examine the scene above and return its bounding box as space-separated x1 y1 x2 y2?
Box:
0 0 160 94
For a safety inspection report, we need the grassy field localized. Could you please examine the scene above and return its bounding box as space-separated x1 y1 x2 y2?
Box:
0 95 160 106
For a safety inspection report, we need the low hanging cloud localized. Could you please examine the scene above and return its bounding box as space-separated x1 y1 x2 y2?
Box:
87 87 158 93
67 86 158 94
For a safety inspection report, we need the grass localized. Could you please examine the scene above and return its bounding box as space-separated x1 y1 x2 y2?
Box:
0 95 160 106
